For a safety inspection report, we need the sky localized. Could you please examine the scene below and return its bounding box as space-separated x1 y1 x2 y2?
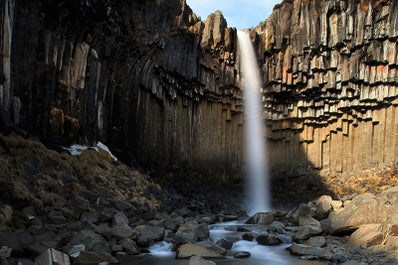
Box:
185 0 283 30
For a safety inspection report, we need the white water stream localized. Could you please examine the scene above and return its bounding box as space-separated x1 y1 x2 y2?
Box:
237 31 271 215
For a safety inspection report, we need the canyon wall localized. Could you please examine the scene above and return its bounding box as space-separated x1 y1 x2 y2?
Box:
0 0 244 179
254 0 398 176
2 0 398 180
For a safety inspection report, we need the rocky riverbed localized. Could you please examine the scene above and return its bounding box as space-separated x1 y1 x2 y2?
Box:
0 132 398 265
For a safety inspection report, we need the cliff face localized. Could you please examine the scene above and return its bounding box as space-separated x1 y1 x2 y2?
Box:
255 0 398 176
0 0 243 179
2 0 398 181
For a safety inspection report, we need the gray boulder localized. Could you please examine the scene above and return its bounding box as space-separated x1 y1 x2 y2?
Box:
189 256 216 265
176 244 224 259
245 212 274 225
133 225 165 247
119 238 139 255
288 242 324 256
256 233 282 246
175 223 210 244
293 225 323 240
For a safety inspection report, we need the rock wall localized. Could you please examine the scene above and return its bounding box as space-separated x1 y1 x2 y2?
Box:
254 0 398 176
3 0 398 181
0 0 243 179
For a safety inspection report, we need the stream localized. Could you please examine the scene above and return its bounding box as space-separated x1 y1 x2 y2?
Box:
118 221 327 265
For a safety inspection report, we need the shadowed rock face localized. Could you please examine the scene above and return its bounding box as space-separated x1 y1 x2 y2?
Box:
0 0 243 180
2 0 398 182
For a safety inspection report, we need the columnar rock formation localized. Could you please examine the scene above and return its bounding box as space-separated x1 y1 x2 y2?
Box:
255 0 398 176
2 0 398 180
0 0 243 179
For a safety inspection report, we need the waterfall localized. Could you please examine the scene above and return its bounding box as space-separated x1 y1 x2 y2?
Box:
237 31 271 215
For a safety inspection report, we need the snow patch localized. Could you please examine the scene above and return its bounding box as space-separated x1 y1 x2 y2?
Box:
63 142 118 161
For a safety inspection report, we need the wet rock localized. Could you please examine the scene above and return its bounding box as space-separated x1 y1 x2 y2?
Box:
269 221 285 233
189 256 216 265
195 240 226 255
242 232 255 241
233 251 251 258
245 212 274 225
256 233 282 246
216 238 233 250
176 244 224 259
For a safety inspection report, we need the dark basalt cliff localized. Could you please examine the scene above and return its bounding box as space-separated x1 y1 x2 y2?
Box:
0 0 242 179
2 0 398 181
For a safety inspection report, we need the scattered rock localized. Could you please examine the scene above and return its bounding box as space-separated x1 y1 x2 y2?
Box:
111 224 136 239
347 224 384 247
293 225 323 241
242 232 255 241
176 244 224 259
195 240 226 255
245 212 274 225
175 223 210 244
216 238 233 250
288 243 324 256
133 225 165 247
119 238 139 255
256 233 282 246
233 251 251 258
305 236 326 247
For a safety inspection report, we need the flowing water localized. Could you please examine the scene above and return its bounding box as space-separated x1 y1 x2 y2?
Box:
118 221 326 265
237 31 270 215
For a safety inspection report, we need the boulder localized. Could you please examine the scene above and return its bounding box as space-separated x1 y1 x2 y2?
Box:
112 211 129 226
305 236 326 247
256 233 282 246
80 212 98 225
161 214 184 231
287 204 312 223
176 244 224 259
242 232 255 241
288 243 324 256
314 195 333 219
245 212 274 225
293 225 323 240
216 238 233 250
347 224 384 247
68 229 108 252
119 238 139 255
175 223 210 244
195 240 226 255
269 221 285 233
299 215 321 227
189 256 216 265
111 224 136 239
133 225 165 247
328 194 387 234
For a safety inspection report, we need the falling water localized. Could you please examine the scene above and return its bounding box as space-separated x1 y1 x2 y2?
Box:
237 31 271 215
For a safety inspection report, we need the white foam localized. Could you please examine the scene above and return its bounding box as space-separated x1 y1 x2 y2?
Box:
148 242 174 257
